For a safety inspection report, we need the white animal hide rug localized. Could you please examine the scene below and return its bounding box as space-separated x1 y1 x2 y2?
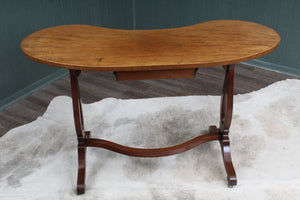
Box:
0 79 300 200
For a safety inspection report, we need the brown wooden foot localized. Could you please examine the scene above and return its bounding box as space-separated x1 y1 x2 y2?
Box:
219 130 237 187
77 142 86 195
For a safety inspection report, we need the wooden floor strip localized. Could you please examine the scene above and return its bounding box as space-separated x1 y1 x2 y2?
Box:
0 64 297 137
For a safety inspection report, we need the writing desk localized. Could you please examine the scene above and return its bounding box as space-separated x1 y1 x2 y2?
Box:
21 20 280 194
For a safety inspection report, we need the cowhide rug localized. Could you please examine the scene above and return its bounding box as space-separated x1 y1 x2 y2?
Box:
0 79 300 200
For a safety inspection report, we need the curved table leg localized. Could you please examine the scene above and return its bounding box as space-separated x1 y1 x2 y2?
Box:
219 65 237 187
70 69 87 194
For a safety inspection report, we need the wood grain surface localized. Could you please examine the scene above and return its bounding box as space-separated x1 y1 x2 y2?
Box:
21 20 280 71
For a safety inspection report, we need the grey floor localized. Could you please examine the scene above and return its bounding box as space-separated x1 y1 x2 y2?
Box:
0 64 297 136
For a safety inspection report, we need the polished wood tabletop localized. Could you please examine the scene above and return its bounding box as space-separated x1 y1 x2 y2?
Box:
21 20 280 72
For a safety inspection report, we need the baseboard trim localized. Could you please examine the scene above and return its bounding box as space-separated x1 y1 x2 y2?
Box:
0 69 68 111
242 59 300 78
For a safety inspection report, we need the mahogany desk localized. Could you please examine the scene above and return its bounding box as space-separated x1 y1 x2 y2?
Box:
21 20 280 194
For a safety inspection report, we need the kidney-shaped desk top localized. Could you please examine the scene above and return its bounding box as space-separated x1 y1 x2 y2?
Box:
21 20 280 72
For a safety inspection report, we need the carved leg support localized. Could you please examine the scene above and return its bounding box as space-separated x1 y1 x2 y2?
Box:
219 65 237 187
69 67 238 195
70 70 87 194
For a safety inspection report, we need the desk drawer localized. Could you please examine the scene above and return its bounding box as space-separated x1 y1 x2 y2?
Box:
114 68 197 81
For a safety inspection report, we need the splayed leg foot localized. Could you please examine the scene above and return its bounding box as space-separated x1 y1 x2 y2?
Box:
219 130 237 187
77 143 86 195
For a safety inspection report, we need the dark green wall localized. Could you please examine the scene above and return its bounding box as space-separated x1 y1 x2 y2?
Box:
133 0 300 76
0 0 133 109
1 0 299 110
